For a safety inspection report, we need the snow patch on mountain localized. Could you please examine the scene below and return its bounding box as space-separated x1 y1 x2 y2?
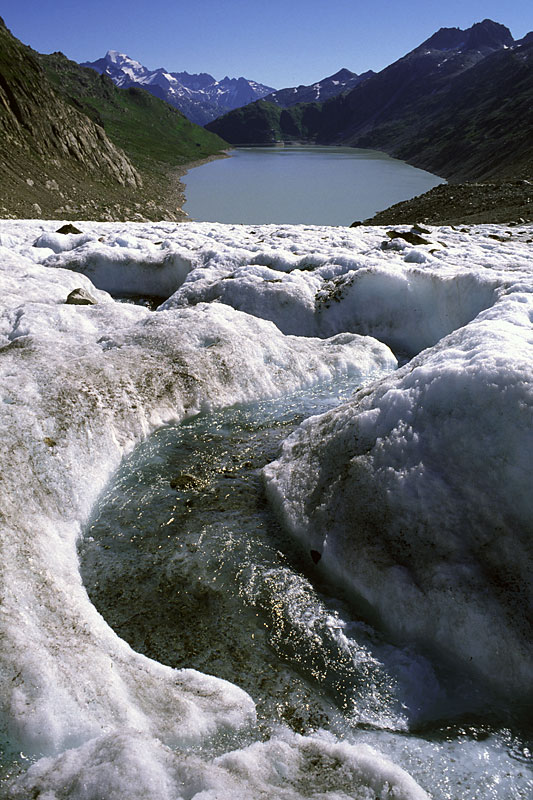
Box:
82 51 275 124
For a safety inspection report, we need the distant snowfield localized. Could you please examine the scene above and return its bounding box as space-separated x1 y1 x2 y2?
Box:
0 219 531 798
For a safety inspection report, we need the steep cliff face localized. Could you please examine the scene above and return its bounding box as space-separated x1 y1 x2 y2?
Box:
0 18 226 221
0 17 147 217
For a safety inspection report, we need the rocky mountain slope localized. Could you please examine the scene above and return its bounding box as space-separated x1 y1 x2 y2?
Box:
82 50 274 125
207 20 533 185
0 20 227 220
262 67 374 107
338 22 533 182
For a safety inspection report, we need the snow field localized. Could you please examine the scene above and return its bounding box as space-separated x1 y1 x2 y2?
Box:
30 220 517 355
0 217 531 797
0 220 409 797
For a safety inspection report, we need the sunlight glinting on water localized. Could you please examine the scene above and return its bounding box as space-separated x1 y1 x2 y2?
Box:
80 376 532 800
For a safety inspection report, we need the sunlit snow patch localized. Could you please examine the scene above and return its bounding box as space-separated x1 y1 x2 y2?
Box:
264 287 533 703
0 219 532 798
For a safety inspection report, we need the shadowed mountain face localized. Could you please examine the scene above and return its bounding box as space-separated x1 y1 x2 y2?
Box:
262 68 375 107
0 19 227 220
0 17 140 214
420 18 513 52
82 50 275 125
206 19 533 183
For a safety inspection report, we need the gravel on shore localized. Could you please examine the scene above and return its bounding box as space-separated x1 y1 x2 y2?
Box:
360 180 533 227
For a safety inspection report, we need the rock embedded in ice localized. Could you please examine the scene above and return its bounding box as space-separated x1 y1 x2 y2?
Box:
56 223 84 235
385 229 432 245
65 287 98 305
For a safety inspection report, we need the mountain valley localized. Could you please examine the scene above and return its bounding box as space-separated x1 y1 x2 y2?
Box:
206 19 533 223
0 17 531 224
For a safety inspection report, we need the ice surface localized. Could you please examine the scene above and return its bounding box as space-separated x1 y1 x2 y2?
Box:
264 288 533 702
8 729 428 800
0 220 402 796
0 218 531 797
29 220 512 353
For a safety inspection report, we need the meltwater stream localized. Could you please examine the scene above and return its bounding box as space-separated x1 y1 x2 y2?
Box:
80 376 532 799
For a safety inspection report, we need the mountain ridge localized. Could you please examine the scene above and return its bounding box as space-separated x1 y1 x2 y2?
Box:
261 67 375 107
82 50 275 125
206 19 533 184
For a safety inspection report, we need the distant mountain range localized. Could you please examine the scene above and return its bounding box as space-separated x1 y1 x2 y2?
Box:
81 51 275 125
206 19 533 182
81 52 377 125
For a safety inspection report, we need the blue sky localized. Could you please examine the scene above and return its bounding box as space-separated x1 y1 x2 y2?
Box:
2 1 532 88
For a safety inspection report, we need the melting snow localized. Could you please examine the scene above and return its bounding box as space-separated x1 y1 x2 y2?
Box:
0 218 531 798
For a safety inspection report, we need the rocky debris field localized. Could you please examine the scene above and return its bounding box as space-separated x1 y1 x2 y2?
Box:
363 180 533 226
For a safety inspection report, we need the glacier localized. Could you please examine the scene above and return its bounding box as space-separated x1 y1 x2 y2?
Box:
0 218 531 798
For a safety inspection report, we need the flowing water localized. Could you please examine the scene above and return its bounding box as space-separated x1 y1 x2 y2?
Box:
182 145 444 226
79 375 532 799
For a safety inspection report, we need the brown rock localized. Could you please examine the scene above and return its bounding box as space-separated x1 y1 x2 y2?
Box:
56 224 83 234
65 288 98 305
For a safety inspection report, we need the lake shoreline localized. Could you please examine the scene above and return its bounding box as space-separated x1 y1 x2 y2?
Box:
169 150 233 220
181 144 444 226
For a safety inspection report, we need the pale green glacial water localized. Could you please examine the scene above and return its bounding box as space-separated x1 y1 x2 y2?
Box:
182 145 444 226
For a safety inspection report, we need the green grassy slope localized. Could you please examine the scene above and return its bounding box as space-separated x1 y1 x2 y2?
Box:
39 52 228 172
206 99 323 144
0 14 228 221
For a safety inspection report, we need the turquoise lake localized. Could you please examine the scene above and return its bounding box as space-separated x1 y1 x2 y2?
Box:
182 145 445 226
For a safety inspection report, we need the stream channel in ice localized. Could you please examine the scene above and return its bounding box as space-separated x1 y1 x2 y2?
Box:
1 219 532 798
79 374 532 800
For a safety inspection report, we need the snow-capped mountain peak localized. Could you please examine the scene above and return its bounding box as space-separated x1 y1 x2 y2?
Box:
82 51 275 124
103 50 147 80
263 68 375 108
